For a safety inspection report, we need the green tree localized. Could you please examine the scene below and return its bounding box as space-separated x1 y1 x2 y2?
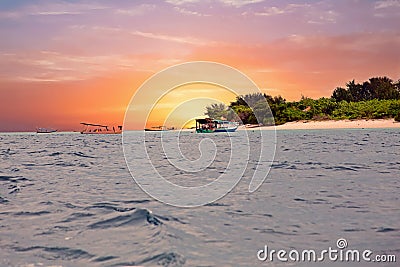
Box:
332 77 400 102
204 77 400 125
205 103 228 119
332 87 351 102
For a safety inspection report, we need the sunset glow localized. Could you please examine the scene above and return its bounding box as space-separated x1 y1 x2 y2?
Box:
145 83 237 129
0 0 399 131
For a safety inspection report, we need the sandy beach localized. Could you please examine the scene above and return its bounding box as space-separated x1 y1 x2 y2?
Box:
254 118 400 130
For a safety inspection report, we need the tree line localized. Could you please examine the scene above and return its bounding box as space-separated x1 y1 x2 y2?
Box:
205 76 400 125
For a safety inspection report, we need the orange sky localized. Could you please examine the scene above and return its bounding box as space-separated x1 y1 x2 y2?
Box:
0 0 399 131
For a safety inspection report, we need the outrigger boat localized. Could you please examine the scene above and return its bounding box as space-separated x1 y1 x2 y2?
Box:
80 122 122 134
36 127 57 133
144 126 175 131
195 118 238 133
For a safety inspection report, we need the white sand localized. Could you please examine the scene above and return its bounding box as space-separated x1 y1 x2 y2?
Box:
254 119 400 130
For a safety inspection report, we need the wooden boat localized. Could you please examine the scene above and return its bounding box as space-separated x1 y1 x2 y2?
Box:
80 122 122 134
195 118 238 133
245 124 262 128
144 126 175 131
37 127 57 133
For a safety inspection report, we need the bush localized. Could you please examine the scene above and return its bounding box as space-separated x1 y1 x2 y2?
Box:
395 113 400 122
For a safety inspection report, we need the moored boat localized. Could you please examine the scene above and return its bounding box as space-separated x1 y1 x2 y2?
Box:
80 123 122 134
144 126 175 131
195 118 238 133
37 127 57 133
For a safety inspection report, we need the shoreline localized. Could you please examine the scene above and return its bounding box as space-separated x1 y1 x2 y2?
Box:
252 118 400 130
1 119 399 133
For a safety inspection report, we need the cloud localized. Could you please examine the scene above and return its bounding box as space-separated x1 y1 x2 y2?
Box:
164 0 201 5
0 2 109 19
254 6 286 16
218 0 265 7
165 0 264 7
0 51 154 82
173 6 210 16
187 32 400 99
131 30 208 45
254 3 310 16
0 11 20 19
32 11 82 16
374 0 400 9
115 4 156 16
373 0 400 17
252 3 338 24
62 25 212 49
307 10 338 24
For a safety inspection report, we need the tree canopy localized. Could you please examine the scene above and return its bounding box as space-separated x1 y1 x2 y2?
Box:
205 76 400 125
332 77 400 102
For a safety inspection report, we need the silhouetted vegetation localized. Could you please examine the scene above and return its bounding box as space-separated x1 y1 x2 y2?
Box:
332 77 400 102
205 76 400 125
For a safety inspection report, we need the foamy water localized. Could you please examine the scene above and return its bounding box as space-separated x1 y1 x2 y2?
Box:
0 129 399 266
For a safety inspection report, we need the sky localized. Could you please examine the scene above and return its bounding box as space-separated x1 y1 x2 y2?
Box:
0 0 399 131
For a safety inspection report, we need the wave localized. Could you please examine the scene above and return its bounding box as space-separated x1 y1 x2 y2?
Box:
376 227 398 233
14 210 51 216
0 175 29 182
8 184 21 194
0 196 8 203
85 202 137 213
140 251 186 267
59 212 95 223
111 251 186 267
14 246 94 261
71 152 96 158
88 208 162 229
48 152 62 156
92 255 119 262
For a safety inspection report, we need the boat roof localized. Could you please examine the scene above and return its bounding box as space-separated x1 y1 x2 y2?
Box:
80 122 109 127
214 120 233 123
195 118 234 124
195 118 214 123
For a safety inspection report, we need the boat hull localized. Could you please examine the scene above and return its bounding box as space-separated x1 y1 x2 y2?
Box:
81 131 121 134
144 129 169 132
196 128 214 133
214 126 238 132
196 126 238 133
37 128 57 133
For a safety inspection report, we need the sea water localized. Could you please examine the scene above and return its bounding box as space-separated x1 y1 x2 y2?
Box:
0 129 399 266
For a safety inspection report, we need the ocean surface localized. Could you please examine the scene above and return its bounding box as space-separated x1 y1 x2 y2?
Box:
0 129 399 266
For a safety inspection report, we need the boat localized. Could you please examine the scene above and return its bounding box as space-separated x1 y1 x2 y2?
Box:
245 124 262 128
144 126 175 131
36 127 57 133
80 122 122 134
195 118 238 133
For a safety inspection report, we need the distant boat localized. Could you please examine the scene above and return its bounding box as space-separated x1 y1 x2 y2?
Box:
80 122 122 134
195 118 238 133
36 127 57 133
144 126 175 131
245 124 262 128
